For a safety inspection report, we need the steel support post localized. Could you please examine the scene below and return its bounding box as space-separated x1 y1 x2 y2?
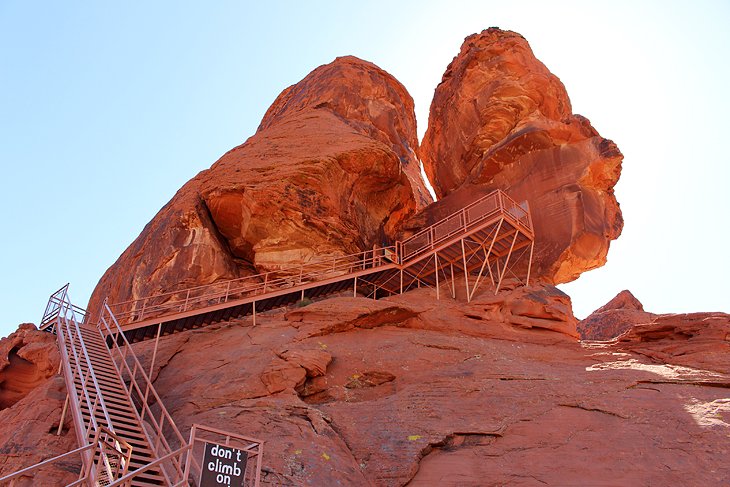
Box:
461 238 470 302
56 394 69 436
496 231 519 294
450 262 456 299
471 219 503 299
526 240 534 286
148 322 162 378
435 253 440 300
354 276 358 297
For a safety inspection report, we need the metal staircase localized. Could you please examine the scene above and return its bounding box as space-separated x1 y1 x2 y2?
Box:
1 189 530 486
1 287 263 486
106 189 535 344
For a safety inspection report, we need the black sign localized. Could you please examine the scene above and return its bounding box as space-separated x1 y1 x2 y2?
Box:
200 442 248 487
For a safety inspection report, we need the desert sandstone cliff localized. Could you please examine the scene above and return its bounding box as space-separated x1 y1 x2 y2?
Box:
2 28 727 486
420 28 623 283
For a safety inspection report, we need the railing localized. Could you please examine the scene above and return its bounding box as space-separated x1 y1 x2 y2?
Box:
0 427 132 486
51 284 122 485
106 189 532 330
398 189 532 261
98 302 189 485
183 424 263 487
108 245 398 326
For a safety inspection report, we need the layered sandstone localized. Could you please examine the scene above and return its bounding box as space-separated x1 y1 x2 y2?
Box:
89 56 431 311
420 28 623 283
0 324 60 410
3 288 728 485
0 326 77 486
577 290 656 340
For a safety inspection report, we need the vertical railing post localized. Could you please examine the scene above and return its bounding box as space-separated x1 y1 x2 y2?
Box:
183 290 191 311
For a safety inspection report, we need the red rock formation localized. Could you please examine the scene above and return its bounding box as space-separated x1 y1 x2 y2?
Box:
3 288 730 485
618 312 730 374
578 290 656 340
0 324 60 409
0 325 76 486
420 28 623 283
88 56 431 312
142 290 729 485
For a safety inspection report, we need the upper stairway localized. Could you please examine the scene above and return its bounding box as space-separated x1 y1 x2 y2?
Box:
100 189 535 344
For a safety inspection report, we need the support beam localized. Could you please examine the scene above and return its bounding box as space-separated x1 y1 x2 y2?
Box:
435 253 440 300
450 263 456 299
496 230 519 294
148 322 162 378
469 218 503 300
353 276 358 297
526 240 534 286
56 394 69 436
461 238 471 302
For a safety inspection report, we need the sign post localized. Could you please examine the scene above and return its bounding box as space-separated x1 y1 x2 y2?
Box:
199 442 248 487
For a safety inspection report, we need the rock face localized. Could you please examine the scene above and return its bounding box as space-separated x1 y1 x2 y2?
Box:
0 325 77 486
578 290 656 340
4 288 728 485
0 324 60 410
618 312 730 375
420 28 623 284
88 56 431 311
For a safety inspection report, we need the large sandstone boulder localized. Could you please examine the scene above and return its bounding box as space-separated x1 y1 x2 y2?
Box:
89 56 431 311
420 28 623 283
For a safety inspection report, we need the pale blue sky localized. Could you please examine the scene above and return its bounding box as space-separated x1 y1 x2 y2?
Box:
1 1 728 338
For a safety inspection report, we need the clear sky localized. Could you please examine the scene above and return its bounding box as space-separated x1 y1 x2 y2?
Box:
1 1 728 338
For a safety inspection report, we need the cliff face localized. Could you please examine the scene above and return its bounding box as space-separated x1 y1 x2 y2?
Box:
9 27 721 486
420 28 623 284
2 290 728 485
0 326 77 486
88 56 431 312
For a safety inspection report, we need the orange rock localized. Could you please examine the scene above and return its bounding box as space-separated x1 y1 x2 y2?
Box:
617 312 730 374
578 290 656 340
0 326 76 485
0 324 60 409
89 56 431 312
420 28 623 284
3 288 729 485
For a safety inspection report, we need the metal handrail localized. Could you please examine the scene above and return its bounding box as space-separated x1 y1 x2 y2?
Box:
98 302 187 484
399 189 532 261
0 427 130 486
108 245 397 325
183 423 263 487
104 190 532 330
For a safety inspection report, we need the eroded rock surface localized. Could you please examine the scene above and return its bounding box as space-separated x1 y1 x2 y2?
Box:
89 56 430 312
420 28 623 284
0 325 76 486
578 290 656 340
2 288 729 485
120 290 730 485
0 324 60 410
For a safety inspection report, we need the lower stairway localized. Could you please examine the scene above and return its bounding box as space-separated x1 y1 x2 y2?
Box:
63 323 167 486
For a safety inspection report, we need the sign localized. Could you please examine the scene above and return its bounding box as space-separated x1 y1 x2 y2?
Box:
200 442 248 487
